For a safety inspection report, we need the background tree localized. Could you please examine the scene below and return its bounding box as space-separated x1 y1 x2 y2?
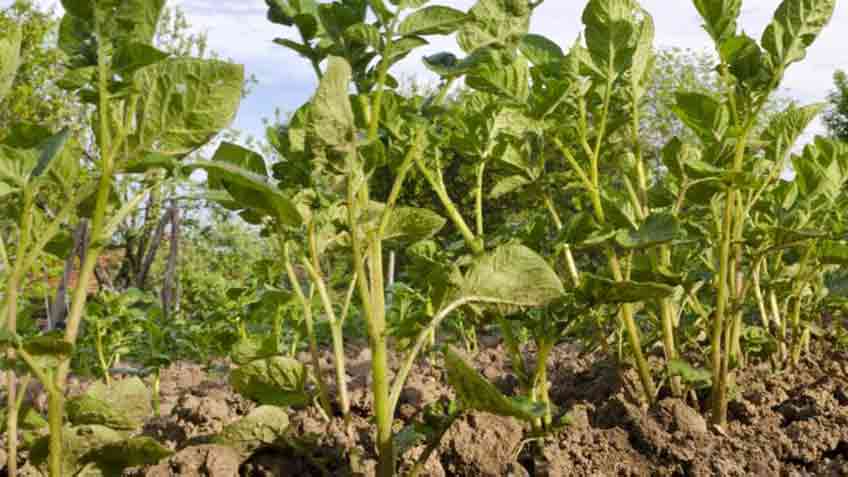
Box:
824 70 848 141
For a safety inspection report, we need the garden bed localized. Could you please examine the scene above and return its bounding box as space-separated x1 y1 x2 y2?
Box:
4 339 847 476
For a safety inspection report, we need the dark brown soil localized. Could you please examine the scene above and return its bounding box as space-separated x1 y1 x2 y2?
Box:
2 340 847 476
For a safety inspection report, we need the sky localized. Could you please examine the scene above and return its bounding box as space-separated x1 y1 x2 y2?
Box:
5 0 848 141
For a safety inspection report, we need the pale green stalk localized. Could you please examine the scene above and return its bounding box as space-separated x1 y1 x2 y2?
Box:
283 242 332 416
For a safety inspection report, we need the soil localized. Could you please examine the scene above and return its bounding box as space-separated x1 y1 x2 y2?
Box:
2 338 847 476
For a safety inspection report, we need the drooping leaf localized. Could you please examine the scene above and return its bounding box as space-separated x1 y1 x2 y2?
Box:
444 346 545 421
466 56 530 101
311 56 355 149
761 0 836 76
132 58 244 158
113 43 170 74
29 424 124 476
615 212 681 249
94 437 175 470
188 146 302 227
582 274 676 304
398 6 466 36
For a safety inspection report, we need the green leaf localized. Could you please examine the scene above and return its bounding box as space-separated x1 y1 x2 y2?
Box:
460 244 564 312
30 425 124 476
444 346 545 421
311 56 355 149
583 275 675 303
720 34 767 86
761 0 836 76
31 128 72 179
519 34 564 66
672 91 729 144
691 0 742 44
615 212 681 249
382 206 447 244
188 152 302 227
581 0 645 82
398 6 466 36
230 357 309 408
819 241 848 265
94 436 174 470
761 102 825 163
490 174 531 198
131 58 244 158
458 0 531 53
668 359 712 388
0 22 21 103
466 56 530 101
214 406 290 458
113 43 169 74
121 152 179 174
630 11 655 94
66 377 152 430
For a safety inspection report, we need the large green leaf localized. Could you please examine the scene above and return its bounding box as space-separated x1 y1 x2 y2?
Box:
615 212 681 249
0 22 21 103
460 244 564 310
398 6 467 36
630 10 655 96
230 357 309 407
458 0 531 53
65 377 152 431
310 56 355 149
581 0 645 81
444 346 545 421
131 58 244 158
691 0 742 45
466 56 530 101
761 0 835 75
819 241 848 265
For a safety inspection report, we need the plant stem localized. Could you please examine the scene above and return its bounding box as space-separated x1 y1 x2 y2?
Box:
152 369 161 417
530 340 553 429
302 254 351 423
47 390 63 476
608 253 656 404
5 189 34 477
415 161 483 255
283 242 332 416
475 161 486 238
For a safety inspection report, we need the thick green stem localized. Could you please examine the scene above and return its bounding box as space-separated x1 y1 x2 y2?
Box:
5 189 34 477
710 187 735 426
95 321 111 385
47 391 63 477
366 235 394 477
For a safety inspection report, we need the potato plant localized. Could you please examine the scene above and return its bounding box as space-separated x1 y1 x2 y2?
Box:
0 0 845 475
0 0 243 474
